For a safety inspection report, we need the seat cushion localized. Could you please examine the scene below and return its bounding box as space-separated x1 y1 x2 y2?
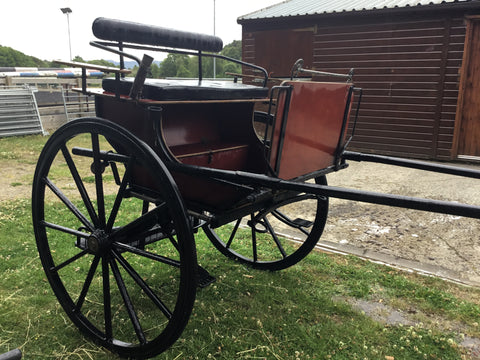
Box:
102 78 269 101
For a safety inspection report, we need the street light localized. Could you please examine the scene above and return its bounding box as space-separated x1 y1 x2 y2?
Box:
213 0 216 78
60 7 72 61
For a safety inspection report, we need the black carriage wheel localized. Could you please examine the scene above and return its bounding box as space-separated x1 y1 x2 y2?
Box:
32 118 197 359
203 176 328 271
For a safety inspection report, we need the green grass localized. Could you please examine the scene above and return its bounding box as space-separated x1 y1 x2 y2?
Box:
0 134 47 164
1 197 480 359
1 134 480 359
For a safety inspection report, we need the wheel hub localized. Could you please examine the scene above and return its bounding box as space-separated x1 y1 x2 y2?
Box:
87 230 110 255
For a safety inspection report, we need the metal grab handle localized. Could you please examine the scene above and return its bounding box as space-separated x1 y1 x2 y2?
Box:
129 54 154 100
290 58 354 82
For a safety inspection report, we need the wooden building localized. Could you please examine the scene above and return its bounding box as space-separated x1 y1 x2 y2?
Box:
238 0 480 161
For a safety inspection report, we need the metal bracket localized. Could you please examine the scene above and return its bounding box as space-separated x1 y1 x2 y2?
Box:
290 58 354 82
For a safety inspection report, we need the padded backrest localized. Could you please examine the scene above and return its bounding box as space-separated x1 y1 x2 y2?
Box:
92 17 223 52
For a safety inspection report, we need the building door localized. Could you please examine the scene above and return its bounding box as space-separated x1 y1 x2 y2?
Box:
454 17 480 160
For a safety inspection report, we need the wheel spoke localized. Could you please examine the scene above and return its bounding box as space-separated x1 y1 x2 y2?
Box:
113 242 181 268
102 257 112 340
110 257 147 344
50 249 89 273
33 119 197 357
112 202 168 241
91 133 106 228
41 220 91 239
112 250 173 319
75 255 101 312
44 177 94 232
250 214 258 262
226 218 241 249
168 233 180 252
204 178 328 270
106 156 135 232
61 144 100 227
263 217 287 258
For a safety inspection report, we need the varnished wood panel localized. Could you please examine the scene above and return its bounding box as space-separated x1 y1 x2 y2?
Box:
454 19 480 157
242 11 470 160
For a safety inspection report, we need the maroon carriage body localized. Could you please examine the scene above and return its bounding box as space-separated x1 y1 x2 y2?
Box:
95 77 354 210
95 79 269 210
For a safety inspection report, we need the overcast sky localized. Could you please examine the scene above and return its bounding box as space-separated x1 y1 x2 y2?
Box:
1 0 280 63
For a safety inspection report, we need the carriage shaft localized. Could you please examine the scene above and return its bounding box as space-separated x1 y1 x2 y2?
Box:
343 151 480 179
168 163 480 220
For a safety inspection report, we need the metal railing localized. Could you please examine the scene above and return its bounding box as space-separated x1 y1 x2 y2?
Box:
62 88 95 121
0 85 45 137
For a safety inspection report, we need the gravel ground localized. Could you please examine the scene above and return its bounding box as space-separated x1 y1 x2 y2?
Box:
320 159 480 287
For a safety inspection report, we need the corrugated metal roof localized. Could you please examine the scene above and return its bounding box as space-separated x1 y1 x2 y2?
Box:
239 0 475 20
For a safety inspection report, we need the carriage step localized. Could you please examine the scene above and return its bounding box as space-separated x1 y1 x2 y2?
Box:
292 218 313 228
197 266 216 288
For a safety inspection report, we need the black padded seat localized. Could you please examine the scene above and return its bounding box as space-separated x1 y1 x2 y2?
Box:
102 78 269 101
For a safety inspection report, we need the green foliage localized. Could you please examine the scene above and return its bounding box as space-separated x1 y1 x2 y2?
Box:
0 47 119 69
158 53 191 78
71 56 117 68
153 40 242 79
1 40 242 79
150 62 161 78
0 45 49 67
221 40 242 60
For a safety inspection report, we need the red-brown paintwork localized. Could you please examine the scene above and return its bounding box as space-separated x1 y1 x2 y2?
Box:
270 81 352 179
95 81 352 208
95 96 266 209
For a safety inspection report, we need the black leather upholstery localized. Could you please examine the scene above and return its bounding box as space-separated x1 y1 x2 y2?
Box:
93 17 223 52
102 78 269 101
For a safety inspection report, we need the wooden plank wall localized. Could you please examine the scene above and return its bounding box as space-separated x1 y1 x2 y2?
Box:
242 12 469 160
313 16 466 160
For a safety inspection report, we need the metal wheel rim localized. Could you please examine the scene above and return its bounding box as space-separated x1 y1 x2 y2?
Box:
204 176 328 271
32 118 197 358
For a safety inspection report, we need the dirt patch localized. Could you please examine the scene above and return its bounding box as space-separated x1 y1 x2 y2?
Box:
0 160 35 202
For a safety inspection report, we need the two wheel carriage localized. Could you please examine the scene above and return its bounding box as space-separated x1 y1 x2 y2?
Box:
31 18 480 358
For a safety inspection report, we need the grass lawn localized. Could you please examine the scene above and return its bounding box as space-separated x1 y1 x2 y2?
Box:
0 134 479 359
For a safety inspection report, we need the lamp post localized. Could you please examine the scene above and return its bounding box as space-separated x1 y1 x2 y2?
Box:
213 0 216 79
60 7 72 60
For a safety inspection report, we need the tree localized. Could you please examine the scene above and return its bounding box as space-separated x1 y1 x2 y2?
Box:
218 40 242 78
221 40 241 60
0 45 49 67
104 40 244 80
150 62 161 78
72 55 86 63
158 53 192 78
88 59 118 68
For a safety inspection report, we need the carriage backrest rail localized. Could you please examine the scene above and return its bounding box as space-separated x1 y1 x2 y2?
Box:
90 17 269 89
92 17 224 52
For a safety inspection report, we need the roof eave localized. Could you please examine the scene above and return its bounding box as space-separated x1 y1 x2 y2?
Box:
237 1 480 25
